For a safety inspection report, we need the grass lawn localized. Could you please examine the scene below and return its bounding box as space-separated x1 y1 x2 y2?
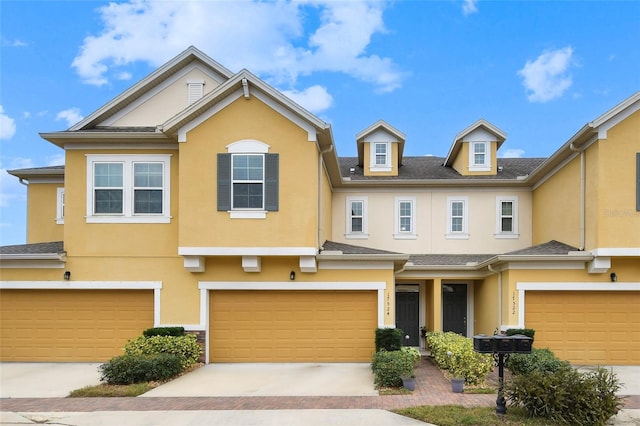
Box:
69 382 157 397
394 405 552 425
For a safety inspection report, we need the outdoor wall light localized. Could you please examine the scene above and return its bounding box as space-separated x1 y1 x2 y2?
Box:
610 272 617 282
63 271 71 281
290 271 296 281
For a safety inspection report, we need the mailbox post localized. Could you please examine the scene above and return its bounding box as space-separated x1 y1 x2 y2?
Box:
473 334 533 415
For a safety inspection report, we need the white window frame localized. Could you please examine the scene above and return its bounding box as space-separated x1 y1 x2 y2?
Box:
446 196 469 239
86 154 171 224
495 196 519 238
394 197 417 239
345 196 369 239
226 140 271 219
369 142 391 171
56 187 64 224
469 141 491 171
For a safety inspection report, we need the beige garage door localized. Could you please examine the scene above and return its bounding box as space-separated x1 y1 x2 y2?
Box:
525 291 640 365
0 289 154 362
209 290 377 362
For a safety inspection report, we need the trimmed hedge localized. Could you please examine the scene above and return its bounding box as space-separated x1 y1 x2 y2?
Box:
506 347 569 375
371 349 415 387
506 365 622 425
425 331 493 385
505 328 535 339
124 334 201 369
375 328 403 352
142 326 186 337
100 353 183 384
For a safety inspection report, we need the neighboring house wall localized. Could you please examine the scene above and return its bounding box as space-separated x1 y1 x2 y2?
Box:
473 274 499 335
333 188 532 254
178 97 320 248
532 156 582 248
26 183 63 244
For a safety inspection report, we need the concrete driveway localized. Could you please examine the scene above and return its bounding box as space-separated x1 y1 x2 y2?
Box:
141 363 378 397
0 363 101 398
0 362 376 398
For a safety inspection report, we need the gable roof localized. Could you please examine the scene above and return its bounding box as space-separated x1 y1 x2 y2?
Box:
444 119 507 167
6 165 64 181
355 120 406 167
69 46 233 132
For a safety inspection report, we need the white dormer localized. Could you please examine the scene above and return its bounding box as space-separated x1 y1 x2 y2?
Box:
444 119 506 176
356 120 406 177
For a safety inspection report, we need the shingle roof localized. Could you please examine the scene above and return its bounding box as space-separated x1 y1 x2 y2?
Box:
321 240 401 255
339 156 546 181
505 240 580 255
408 254 496 266
0 241 64 255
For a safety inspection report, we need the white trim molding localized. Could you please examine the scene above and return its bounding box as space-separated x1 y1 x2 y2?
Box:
0 281 162 290
591 248 640 257
178 247 317 256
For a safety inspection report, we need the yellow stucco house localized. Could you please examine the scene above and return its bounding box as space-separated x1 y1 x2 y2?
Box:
1 47 638 365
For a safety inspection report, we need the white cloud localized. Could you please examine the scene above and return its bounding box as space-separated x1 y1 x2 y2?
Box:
56 108 84 128
281 85 333 114
46 154 66 167
500 148 525 158
71 0 405 95
0 157 32 208
1 37 28 47
0 106 16 140
518 46 574 102
462 0 478 16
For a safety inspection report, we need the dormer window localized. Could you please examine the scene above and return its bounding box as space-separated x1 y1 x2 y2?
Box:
370 142 391 171
469 141 491 171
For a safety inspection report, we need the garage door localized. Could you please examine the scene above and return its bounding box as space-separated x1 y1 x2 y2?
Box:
209 290 377 362
0 290 154 362
525 291 640 365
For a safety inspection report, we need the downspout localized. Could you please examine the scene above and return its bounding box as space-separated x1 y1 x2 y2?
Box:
318 144 334 249
487 263 502 332
570 143 586 250
18 178 28 186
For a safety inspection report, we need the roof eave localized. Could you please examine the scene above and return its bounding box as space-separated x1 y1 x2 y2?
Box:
40 131 173 148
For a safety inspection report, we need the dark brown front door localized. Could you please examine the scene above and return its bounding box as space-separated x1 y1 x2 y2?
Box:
396 289 419 346
443 284 467 336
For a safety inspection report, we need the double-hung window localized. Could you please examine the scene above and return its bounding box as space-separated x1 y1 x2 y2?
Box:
446 196 469 239
495 196 519 238
345 196 368 238
86 154 171 223
217 140 278 219
369 141 391 171
232 154 264 209
375 143 388 166
394 197 417 239
469 141 490 171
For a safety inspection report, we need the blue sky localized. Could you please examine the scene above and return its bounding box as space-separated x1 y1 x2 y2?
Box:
1 0 639 246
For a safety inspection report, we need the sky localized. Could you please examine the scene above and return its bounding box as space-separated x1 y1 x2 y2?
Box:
1 0 639 246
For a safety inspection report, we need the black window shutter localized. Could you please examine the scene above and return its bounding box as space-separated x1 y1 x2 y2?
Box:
217 153 231 211
265 153 279 211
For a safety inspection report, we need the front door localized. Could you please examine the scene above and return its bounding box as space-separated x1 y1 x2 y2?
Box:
396 288 419 346
443 284 467 336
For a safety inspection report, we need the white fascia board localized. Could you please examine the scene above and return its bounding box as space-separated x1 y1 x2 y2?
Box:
198 281 385 291
21 177 64 184
517 282 640 291
318 260 395 270
396 270 492 279
0 260 66 269
0 281 162 290
591 248 640 257
179 247 317 256
356 120 406 142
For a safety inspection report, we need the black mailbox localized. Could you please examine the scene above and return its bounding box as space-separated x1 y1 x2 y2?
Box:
473 334 495 353
493 335 514 353
511 334 533 353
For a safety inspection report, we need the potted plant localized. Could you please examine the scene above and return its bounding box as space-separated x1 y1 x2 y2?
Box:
447 350 465 393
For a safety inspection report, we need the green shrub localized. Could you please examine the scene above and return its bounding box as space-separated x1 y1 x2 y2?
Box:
371 350 415 387
401 346 421 364
425 331 493 385
505 328 535 339
124 334 201 369
507 347 569 375
99 353 183 384
142 326 186 337
375 328 403 352
506 365 622 425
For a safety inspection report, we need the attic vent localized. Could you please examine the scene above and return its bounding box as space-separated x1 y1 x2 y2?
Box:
187 80 205 106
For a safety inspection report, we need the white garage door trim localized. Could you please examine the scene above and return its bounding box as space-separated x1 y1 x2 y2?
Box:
516 282 640 328
198 281 386 363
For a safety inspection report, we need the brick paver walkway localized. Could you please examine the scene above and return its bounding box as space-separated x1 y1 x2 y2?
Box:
1 357 638 412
